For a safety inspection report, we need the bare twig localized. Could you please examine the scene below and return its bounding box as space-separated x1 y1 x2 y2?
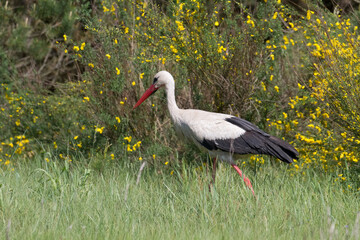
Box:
327 207 337 240
6 219 11 240
38 42 54 74
352 212 360 240
136 161 147 185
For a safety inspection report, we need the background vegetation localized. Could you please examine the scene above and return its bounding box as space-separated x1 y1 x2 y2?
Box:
0 0 360 238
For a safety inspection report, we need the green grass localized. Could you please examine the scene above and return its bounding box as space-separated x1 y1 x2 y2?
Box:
1 156 359 240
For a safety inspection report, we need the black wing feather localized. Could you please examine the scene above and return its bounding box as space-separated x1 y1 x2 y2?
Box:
199 117 299 163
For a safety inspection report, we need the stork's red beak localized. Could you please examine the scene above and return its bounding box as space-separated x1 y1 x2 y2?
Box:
133 84 158 109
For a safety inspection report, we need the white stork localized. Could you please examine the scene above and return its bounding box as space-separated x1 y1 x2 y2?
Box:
133 71 299 197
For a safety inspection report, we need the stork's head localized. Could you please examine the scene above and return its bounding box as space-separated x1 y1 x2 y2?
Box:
133 71 174 109
153 71 174 89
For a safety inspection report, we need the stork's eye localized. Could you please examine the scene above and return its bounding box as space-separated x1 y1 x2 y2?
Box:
153 77 159 84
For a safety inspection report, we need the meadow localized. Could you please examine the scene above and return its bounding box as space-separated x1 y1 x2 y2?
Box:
1 0 360 238
1 155 359 239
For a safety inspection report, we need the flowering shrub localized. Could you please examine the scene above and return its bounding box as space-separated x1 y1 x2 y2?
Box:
1 0 359 190
264 8 360 189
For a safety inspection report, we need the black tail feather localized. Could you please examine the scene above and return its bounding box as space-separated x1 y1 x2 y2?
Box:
266 136 299 163
223 117 299 163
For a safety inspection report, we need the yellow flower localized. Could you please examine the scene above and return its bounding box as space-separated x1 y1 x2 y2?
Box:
73 46 80 52
175 20 185 31
115 117 121 123
306 10 312 20
110 4 115 12
74 136 78 140
217 45 226 53
77 142 82 148
80 42 86 50
139 157 143 161
140 73 144 79
116 67 120 75
53 142 57 149
261 81 266 91
283 36 289 45
152 154 156 159
95 127 104 134
274 85 279 93
127 144 133 152
246 15 255 28
83 96 90 102
124 136 132 143
63 34 67 41
106 54 111 59
132 81 136 86
111 154 114 160
114 39 118 44
170 45 178 54
88 63 94 68
165 161 169 165
64 49 68 54
214 21 219 27
272 12 278 19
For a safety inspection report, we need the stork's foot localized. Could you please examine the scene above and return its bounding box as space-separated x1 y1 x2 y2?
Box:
231 164 256 199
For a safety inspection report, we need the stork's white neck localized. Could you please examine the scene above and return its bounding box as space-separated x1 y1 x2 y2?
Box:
165 80 180 121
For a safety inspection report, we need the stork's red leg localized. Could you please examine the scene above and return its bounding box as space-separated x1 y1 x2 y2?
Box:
231 164 256 198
